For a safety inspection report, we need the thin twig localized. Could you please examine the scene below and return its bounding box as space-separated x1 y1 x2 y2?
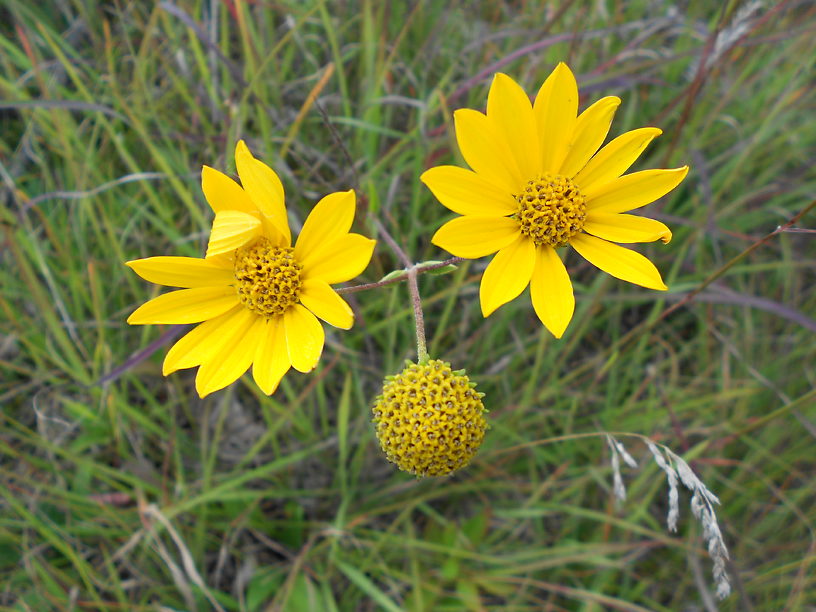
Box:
372 218 431 362
372 218 412 268
159 2 248 91
19 172 180 217
660 200 816 320
96 325 185 386
335 257 462 295
312 99 361 190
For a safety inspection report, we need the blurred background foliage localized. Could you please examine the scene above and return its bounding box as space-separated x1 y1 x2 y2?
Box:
1 0 814 609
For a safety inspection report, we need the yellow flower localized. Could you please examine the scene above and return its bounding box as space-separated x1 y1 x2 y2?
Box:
421 63 688 338
126 141 376 397
372 360 487 477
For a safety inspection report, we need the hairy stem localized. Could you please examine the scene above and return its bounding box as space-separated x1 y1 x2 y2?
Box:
407 266 428 364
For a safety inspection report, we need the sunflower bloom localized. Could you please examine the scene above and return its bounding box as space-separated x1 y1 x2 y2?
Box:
421 63 688 338
127 141 376 397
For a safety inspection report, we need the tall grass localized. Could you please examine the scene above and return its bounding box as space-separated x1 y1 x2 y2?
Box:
1 1 814 609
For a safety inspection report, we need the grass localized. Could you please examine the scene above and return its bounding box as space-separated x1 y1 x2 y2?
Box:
1 0 815 609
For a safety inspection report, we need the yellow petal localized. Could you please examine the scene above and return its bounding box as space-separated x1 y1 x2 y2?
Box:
431 216 520 259
583 212 672 244
283 304 325 373
570 233 667 290
205 210 262 258
234 140 291 245
127 286 240 324
299 278 354 329
558 96 621 178
301 234 376 284
486 73 542 179
195 308 259 397
126 256 233 288
573 127 662 192
294 190 356 262
479 234 535 317
420 166 517 217
534 62 578 173
201 165 256 215
162 305 244 374
453 108 524 194
530 245 574 338
584 167 689 214
252 316 291 395
206 252 235 269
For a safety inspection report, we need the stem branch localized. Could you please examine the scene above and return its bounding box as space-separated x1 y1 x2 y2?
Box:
368 218 435 363
335 257 462 295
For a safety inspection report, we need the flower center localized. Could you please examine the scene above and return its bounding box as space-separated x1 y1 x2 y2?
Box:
233 238 302 317
515 173 587 247
372 360 487 477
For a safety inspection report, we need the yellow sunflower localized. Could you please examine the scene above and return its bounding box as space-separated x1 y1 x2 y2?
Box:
126 141 376 397
421 63 688 338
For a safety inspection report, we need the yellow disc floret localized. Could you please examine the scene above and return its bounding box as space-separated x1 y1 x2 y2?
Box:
372 359 487 477
233 238 302 317
515 173 587 247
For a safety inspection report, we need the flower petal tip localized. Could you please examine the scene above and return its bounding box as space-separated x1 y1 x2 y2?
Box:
552 62 574 78
492 72 514 85
234 139 257 163
195 387 211 399
452 108 477 122
126 310 155 325
195 375 222 398
256 381 278 396
480 302 499 318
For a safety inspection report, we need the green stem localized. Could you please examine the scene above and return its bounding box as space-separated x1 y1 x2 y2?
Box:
407 267 428 364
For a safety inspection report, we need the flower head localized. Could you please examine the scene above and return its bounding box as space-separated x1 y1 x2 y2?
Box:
372 359 487 477
421 63 689 338
127 141 376 397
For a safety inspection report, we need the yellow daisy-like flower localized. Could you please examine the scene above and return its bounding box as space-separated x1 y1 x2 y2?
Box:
126 141 376 397
421 63 689 338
